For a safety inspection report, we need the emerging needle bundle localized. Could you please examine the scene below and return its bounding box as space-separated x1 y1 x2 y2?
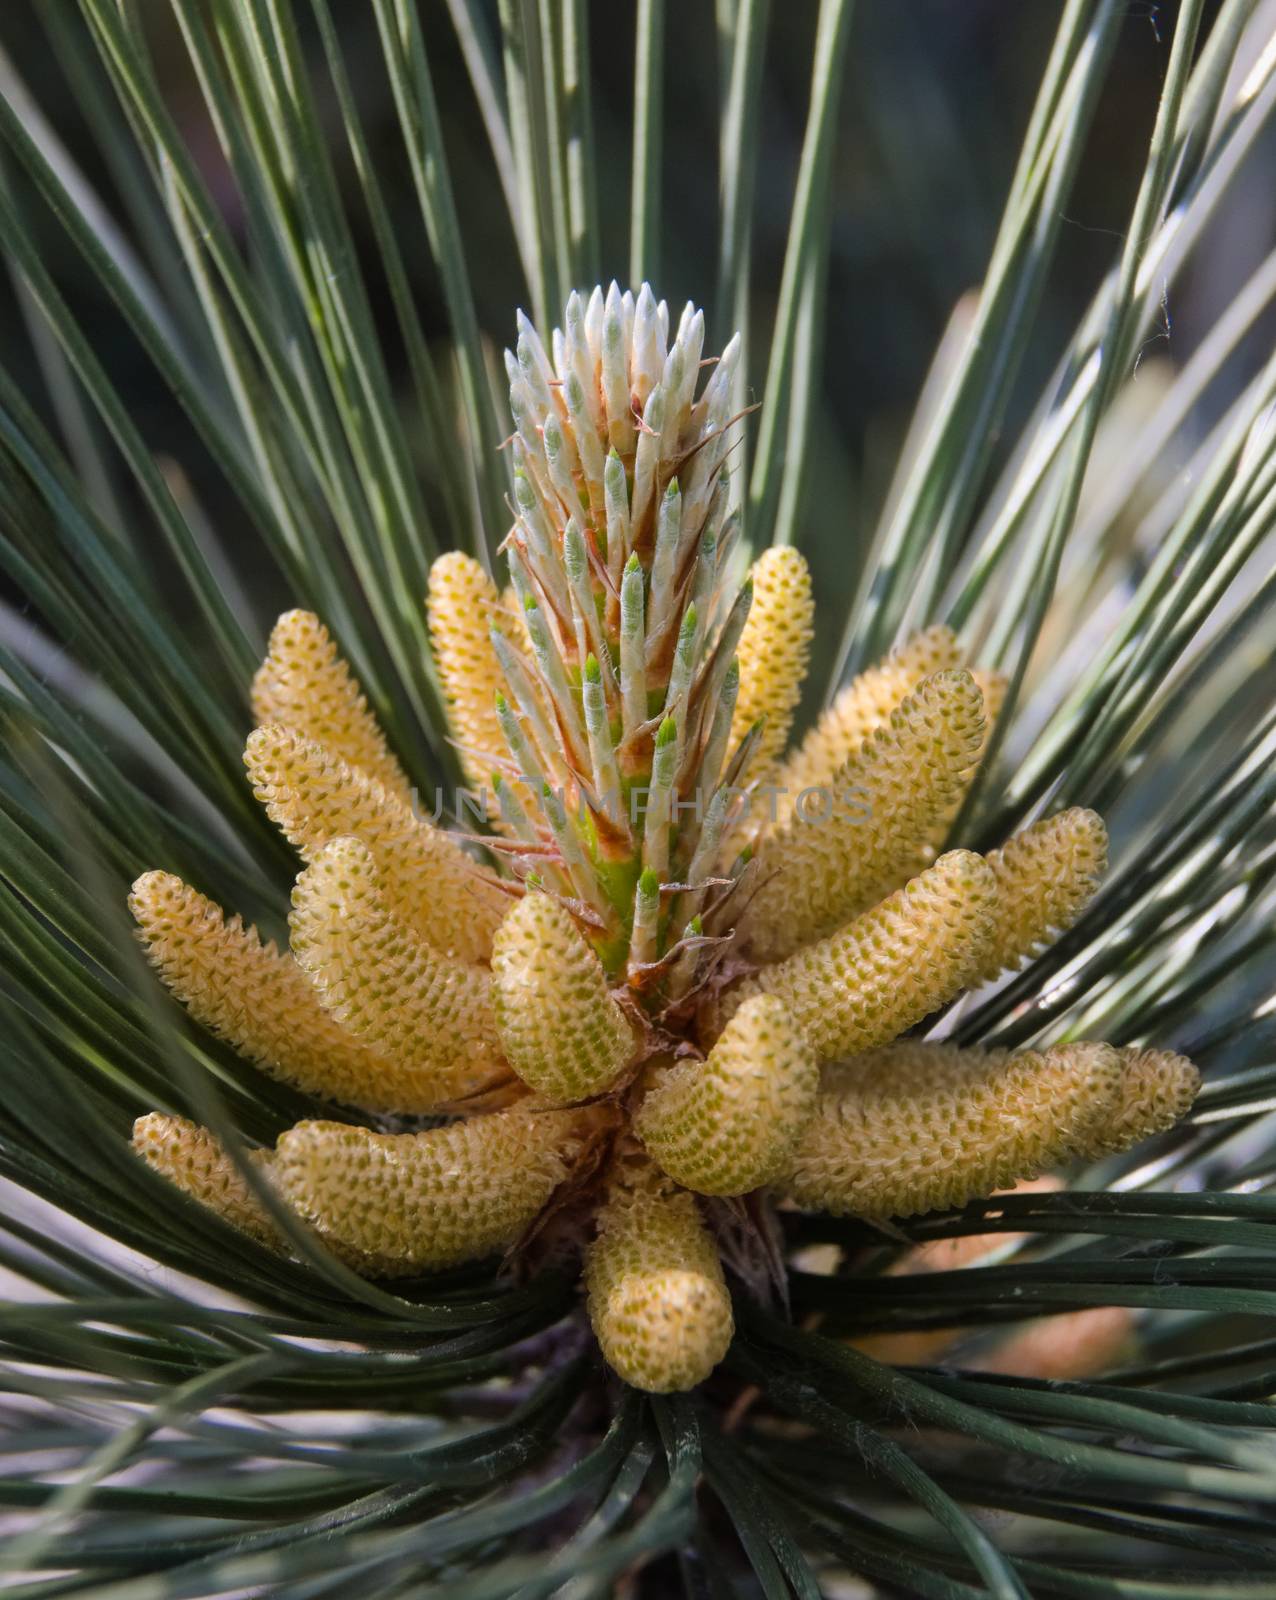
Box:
131 287 1198 1392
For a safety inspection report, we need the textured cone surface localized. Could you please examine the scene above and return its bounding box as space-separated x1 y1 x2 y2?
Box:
974 668 1008 724
246 723 503 964
636 995 817 1195
720 850 995 1062
974 808 1108 982
1103 1048 1200 1150
427 552 517 791
585 1163 733 1391
274 1106 587 1269
251 610 409 802
729 546 814 771
912 665 1009 875
781 1041 1126 1218
289 838 505 1110
134 1114 425 1274
745 671 987 961
130 871 414 1113
492 893 632 1103
772 625 964 831
132 1113 280 1249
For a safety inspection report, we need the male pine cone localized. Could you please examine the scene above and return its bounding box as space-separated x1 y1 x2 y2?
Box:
129 285 1198 1394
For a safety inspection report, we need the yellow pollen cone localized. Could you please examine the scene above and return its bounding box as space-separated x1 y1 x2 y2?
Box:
289 837 507 1109
729 545 814 772
782 1041 1127 1218
245 722 504 964
274 1106 590 1270
132 1112 279 1250
427 552 518 790
910 665 1010 874
491 892 633 1104
130 870 428 1114
717 850 995 1062
133 1113 438 1274
974 808 1108 983
744 669 987 961
772 624 965 831
251 610 409 802
636 994 817 1195
584 1161 733 1392
1103 1047 1200 1150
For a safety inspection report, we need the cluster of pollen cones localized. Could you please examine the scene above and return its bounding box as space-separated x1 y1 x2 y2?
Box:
131 286 1199 1393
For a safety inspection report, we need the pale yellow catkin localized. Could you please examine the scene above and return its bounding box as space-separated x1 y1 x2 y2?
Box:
130 871 418 1114
782 1040 1128 1218
729 546 815 772
636 995 817 1195
491 892 633 1103
245 723 504 964
132 1111 279 1249
973 808 1109 983
251 610 410 803
716 850 995 1062
273 1106 590 1269
426 552 516 790
771 624 965 830
289 837 507 1110
911 665 1009 873
133 1113 424 1274
744 671 987 961
1105 1047 1201 1150
584 1163 734 1392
